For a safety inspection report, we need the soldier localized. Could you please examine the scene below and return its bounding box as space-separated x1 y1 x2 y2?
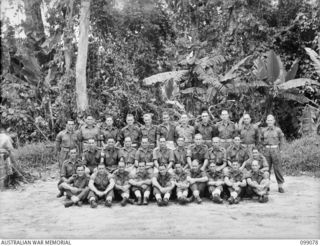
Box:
173 137 188 169
173 163 190 205
99 116 120 148
119 137 137 171
135 138 154 174
59 165 90 208
237 113 260 156
82 139 100 175
195 111 218 148
187 159 208 204
215 110 236 150
57 148 81 198
224 161 247 205
207 162 225 204
226 136 250 166
246 160 270 203
240 147 269 174
153 137 174 171
152 164 175 206
119 114 141 148
174 114 195 148
113 161 133 206
78 116 100 153
100 137 121 173
187 134 209 170
129 161 152 205
261 114 285 193
55 120 79 169
206 137 227 171
140 113 157 149
88 163 115 208
157 111 176 150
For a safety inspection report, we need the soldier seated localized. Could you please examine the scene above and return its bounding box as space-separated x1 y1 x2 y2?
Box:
134 138 154 175
187 159 208 204
153 137 174 173
129 161 152 205
88 163 115 208
173 163 190 205
82 139 100 175
100 137 121 173
152 164 175 206
207 162 225 204
59 165 90 208
240 147 269 176
187 134 209 170
246 160 270 203
224 161 247 205
173 137 188 169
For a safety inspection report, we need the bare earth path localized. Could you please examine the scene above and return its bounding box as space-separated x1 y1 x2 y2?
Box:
0 176 319 239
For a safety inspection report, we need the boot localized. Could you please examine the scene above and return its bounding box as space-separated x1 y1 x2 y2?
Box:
143 196 149 205
163 198 169 206
228 197 235 205
56 191 64 198
212 194 223 204
121 197 128 207
64 201 74 208
105 200 112 207
136 197 142 206
90 200 98 208
157 198 163 206
195 196 202 204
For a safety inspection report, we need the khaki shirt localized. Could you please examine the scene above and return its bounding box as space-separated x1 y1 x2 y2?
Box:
226 144 250 164
140 125 157 146
173 146 188 167
78 125 100 142
195 122 218 141
101 125 119 142
261 126 284 147
113 169 131 186
82 148 100 172
216 120 236 139
135 147 153 163
238 124 260 145
174 124 195 143
207 169 224 181
243 154 268 171
61 159 80 179
55 130 79 151
247 170 265 184
157 123 176 141
67 174 89 189
153 147 174 165
119 147 137 164
119 125 141 146
132 170 153 182
225 168 245 182
187 144 209 163
90 170 113 191
173 169 189 183
154 172 174 187
188 169 207 179
208 146 226 165
101 147 121 168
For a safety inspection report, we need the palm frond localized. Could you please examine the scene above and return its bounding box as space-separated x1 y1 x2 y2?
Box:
278 78 320 90
220 55 252 82
285 59 299 81
305 47 320 75
279 92 311 104
266 50 280 83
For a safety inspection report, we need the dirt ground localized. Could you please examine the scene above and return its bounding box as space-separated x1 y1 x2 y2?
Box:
0 175 319 239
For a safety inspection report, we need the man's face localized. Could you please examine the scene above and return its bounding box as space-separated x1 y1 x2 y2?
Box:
159 138 166 148
252 149 259 159
231 161 240 170
234 137 241 146
177 138 185 147
159 166 167 175
86 117 94 126
124 137 132 148
212 138 220 147
88 140 96 150
209 163 217 172
181 115 188 124
251 161 260 172
66 122 74 132
267 117 275 127
141 139 149 148
221 111 229 121
69 150 77 160
126 117 134 125
107 139 115 148
98 164 106 174
162 114 170 123
175 164 182 173
106 117 113 126
118 162 125 173
144 116 152 125
191 161 199 171
76 166 85 177
194 135 202 146
201 113 209 123
243 115 251 124
138 163 146 172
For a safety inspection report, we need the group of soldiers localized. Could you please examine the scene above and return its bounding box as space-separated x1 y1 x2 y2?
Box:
56 110 285 208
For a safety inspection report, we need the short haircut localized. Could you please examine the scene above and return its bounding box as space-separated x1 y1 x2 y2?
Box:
126 114 134 119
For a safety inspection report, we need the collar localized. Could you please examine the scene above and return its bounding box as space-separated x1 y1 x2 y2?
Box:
243 124 252 130
267 126 275 130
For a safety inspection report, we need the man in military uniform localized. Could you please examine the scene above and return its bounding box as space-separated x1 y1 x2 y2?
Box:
135 138 154 174
173 137 188 169
215 110 236 150
261 114 285 193
157 111 176 150
140 113 157 149
187 159 208 204
82 139 100 175
119 137 137 172
78 116 100 153
174 114 195 148
99 116 120 148
152 164 175 206
55 120 79 169
195 111 218 148
206 137 227 171
246 160 270 203
173 163 190 204
129 161 152 205
113 161 133 206
59 165 90 207
226 136 250 166
207 162 225 204
187 134 209 170
240 147 269 174
237 113 260 156
224 161 247 205
119 114 141 149
100 137 121 173
57 148 81 198
88 163 115 208
153 137 174 171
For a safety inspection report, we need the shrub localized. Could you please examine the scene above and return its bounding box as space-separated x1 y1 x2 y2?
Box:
282 135 320 177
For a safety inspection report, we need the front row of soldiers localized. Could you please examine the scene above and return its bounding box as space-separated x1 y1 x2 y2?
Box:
57 135 271 208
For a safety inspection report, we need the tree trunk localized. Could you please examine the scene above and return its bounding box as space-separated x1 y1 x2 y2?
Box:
64 0 74 73
75 0 90 112
23 0 45 40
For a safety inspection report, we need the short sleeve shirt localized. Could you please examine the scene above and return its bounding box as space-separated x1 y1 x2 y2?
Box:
247 170 265 184
90 171 112 191
101 147 121 167
67 174 89 189
173 147 188 167
239 124 259 145
187 144 209 163
132 170 153 182
55 130 79 149
119 147 137 164
216 120 236 139
208 146 226 165
206 169 224 181
135 147 154 163
154 172 174 187
195 122 219 140
101 125 119 143
226 144 250 164
175 124 195 143
120 125 141 145
157 123 176 141
78 125 100 142
261 126 284 146
113 170 131 186
226 168 245 182
153 147 174 165
82 148 100 171
173 169 188 183
61 159 80 178
140 125 158 145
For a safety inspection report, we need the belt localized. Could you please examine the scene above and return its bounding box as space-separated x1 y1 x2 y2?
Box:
265 145 278 148
220 139 232 142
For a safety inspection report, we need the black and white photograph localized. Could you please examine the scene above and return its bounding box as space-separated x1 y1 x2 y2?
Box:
0 0 320 242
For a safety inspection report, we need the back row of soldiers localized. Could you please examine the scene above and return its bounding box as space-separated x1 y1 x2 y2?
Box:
56 110 285 206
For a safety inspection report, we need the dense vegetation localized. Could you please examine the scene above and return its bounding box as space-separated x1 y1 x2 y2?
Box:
1 0 320 144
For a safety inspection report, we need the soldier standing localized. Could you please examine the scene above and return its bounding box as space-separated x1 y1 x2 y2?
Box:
215 110 236 150
195 111 218 148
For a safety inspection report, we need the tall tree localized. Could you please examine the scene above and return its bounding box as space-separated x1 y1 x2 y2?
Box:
23 0 45 40
75 0 90 112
